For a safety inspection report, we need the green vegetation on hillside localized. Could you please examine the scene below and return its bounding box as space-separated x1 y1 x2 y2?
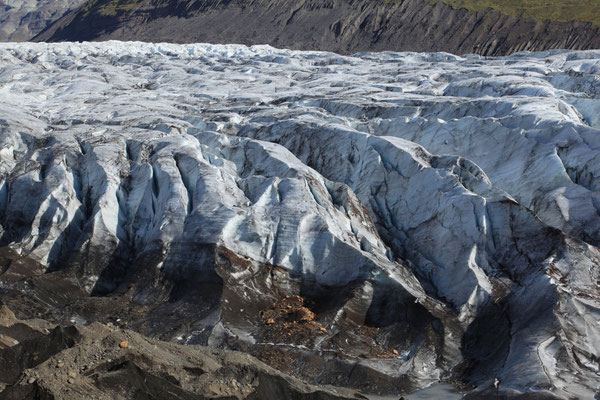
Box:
433 0 600 25
81 0 139 16
76 0 600 25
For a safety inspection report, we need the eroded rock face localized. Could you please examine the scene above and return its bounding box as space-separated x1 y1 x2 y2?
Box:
0 0 86 41
1 42 600 398
32 0 600 56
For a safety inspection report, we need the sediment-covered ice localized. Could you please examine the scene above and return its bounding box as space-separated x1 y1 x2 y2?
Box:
1 42 600 398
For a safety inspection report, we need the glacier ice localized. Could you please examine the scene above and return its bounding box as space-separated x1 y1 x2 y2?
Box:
1 42 600 398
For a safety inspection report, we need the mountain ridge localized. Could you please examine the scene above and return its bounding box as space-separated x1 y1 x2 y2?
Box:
32 0 600 56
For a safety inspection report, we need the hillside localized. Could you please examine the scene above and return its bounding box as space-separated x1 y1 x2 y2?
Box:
0 0 86 41
33 0 600 55
438 0 600 26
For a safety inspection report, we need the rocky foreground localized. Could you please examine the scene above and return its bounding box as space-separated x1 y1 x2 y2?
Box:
1 42 600 398
0 304 362 399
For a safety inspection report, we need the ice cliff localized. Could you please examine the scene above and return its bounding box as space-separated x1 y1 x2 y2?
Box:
1 42 600 398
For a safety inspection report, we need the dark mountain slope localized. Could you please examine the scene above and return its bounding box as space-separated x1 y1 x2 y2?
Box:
0 0 86 41
33 0 600 55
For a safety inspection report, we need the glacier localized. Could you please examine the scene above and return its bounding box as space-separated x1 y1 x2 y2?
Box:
1 42 600 398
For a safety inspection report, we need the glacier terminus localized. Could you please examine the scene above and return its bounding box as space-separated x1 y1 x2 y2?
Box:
0 42 600 399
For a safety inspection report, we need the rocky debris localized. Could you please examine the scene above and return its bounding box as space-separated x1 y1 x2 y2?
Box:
1 42 600 398
0 317 364 400
0 334 19 348
0 0 86 41
33 0 600 56
0 304 56 354
260 295 325 346
0 304 16 320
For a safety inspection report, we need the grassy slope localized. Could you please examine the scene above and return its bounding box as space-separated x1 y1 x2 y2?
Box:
76 0 600 25
434 0 600 25
81 0 139 16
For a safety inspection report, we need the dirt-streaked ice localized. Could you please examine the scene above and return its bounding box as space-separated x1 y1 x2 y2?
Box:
1 42 600 398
